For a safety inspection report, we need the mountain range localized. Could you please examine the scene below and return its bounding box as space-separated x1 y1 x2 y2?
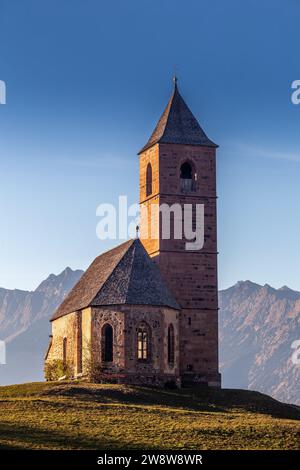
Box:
219 281 300 405
0 269 299 405
0 268 83 385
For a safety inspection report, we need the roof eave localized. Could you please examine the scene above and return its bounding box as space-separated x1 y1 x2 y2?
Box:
50 306 88 322
90 301 181 310
138 139 219 155
51 300 181 322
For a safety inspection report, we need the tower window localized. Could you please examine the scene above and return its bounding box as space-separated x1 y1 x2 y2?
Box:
180 162 192 179
180 161 194 192
102 324 113 362
167 324 175 365
146 163 152 196
137 323 150 361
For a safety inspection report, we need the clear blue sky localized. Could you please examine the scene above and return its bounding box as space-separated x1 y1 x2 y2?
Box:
0 0 299 291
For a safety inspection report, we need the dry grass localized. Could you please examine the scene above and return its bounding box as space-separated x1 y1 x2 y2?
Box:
0 381 299 450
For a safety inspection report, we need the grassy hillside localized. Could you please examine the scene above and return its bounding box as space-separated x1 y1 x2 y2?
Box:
0 382 299 450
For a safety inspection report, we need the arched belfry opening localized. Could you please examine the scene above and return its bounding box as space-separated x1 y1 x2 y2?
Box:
180 161 192 179
102 324 113 363
180 161 195 192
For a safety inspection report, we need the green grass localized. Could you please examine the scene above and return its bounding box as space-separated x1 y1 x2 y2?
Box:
0 381 299 450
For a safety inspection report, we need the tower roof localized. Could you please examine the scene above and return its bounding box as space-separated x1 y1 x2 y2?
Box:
139 78 217 154
51 238 179 321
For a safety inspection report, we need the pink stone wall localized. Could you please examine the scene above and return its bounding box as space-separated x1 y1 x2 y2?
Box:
139 143 221 386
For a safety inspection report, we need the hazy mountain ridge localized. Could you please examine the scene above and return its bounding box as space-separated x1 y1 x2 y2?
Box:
0 268 83 342
0 271 299 405
219 281 300 405
0 268 83 384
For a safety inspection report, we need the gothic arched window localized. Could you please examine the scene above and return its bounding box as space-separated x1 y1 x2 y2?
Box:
137 323 150 361
167 324 175 365
63 337 67 365
146 163 152 196
102 324 113 362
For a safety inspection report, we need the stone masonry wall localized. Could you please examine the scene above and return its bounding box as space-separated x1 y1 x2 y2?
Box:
91 305 179 384
91 306 125 372
45 311 77 375
45 307 92 378
139 142 220 386
46 304 179 385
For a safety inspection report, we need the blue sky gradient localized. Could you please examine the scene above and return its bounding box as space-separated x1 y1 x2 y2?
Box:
0 0 299 290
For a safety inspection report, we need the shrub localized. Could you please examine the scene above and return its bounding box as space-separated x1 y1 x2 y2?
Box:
45 359 72 381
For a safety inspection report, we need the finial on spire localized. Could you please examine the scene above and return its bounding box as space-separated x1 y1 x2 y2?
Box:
135 225 140 238
173 74 178 88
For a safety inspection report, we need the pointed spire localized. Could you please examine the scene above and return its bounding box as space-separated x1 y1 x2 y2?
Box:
139 79 217 154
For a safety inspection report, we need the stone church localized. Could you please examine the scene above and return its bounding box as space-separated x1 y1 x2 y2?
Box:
45 79 221 388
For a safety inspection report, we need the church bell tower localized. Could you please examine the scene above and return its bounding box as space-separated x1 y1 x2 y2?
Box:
139 78 221 387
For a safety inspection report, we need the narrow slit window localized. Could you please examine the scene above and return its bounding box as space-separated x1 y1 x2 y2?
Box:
168 324 175 365
63 337 67 365
146 163 152 196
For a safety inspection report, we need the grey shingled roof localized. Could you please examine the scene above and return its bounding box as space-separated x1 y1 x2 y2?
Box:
51 239 179 321
139 81 217 154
